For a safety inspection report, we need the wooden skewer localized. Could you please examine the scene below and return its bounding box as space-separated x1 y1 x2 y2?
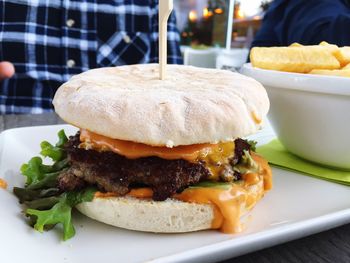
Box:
225 0 235 50
159 0 173 80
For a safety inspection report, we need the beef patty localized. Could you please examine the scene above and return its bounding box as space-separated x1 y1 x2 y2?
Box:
58 133 250 201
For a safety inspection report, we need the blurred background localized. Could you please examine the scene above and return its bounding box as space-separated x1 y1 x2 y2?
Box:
174 0 273 70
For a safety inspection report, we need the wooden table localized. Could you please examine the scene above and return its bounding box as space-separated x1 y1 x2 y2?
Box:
2 113 350 263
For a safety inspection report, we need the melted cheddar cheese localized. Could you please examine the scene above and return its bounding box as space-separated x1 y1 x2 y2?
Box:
80 129 235 180
199 142 235 180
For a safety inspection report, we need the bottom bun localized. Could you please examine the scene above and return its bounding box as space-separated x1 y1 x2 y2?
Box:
76 179 264 233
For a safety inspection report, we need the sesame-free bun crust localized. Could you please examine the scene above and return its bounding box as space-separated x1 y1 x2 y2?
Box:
76 179 264 233
53 64 269 147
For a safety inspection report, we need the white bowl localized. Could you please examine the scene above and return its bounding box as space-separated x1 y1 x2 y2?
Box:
241 63 350 170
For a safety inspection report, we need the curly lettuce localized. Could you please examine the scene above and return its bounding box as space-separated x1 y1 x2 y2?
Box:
26 188 95 240
13 130 96 241
247 140 258 152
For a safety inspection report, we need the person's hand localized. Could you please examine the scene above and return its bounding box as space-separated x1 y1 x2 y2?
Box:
0 62 15 80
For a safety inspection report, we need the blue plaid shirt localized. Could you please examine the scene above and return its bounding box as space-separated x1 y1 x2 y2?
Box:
0 0 183 114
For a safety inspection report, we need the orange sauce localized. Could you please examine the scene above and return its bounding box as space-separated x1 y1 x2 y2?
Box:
243 173 260 186
80 129 215 162
175 186 247 233
128 188 153 198
95 188 154 199
251 152 272 190
0 178 7 189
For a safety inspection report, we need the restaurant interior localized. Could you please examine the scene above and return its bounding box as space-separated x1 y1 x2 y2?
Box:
174 0 271 69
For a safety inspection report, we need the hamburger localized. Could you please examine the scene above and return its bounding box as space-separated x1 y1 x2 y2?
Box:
14 64 271 239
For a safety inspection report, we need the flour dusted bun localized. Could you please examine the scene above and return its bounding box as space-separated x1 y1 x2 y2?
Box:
76 179 264 233
76 198 215 233
53 64 269 147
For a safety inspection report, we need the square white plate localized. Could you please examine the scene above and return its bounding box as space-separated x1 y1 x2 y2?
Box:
1 125 350 263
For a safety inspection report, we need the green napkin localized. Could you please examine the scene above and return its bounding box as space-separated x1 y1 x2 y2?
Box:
257 139 350 186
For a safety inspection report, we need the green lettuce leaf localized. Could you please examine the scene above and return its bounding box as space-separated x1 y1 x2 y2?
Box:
21 130 68 186
25 196 61 210
20 157 69 186
40 141 65 162
40 129 68 162
26 171 61 190
234 150 260 175
20 157 47 185
27 195 75 240
56 130 69 148
13 187 60 203
247 140 258 152
65 188 96 207
26 188 96 241
190 181 232 190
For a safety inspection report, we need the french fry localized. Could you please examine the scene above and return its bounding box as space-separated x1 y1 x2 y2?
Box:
289 42 303 47
292 41 340 56
297 42 343 64
319 41 339 50
342 63 350 70
250 46 340 73
319 42 350 66
338 47 350 66
291 41 346 65
309 69 350 78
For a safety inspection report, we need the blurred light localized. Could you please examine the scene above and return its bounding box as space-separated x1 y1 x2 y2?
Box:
253 15 261 20
214 8 224 14
189 10 198 22
236 8 244 19
203 7 213 19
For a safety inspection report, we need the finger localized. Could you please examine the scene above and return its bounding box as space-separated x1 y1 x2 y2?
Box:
0 62 15 80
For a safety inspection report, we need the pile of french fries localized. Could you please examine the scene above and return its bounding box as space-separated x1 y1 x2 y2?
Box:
250 42 350 77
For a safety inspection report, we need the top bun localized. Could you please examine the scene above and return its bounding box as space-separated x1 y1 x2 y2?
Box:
53 64 269 147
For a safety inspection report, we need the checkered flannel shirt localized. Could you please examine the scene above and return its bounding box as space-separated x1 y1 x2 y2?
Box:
0 0 183 114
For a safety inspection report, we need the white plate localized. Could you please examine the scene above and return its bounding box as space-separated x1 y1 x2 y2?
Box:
1 125 350 263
